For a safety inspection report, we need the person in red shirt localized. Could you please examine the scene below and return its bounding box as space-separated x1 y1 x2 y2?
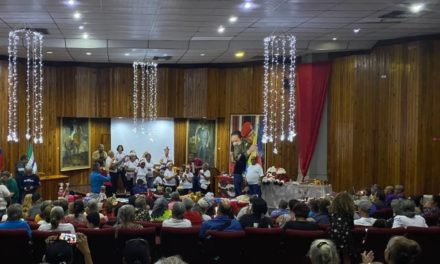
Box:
182 198 202 225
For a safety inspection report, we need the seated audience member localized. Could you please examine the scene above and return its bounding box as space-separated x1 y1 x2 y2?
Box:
422 195 440 219
409 195 423 214
0 203 32 237
308 239 340 264
86 199 108 223
394 185 405 199
182 198 202 225
155 256 188 264
0 181 11 220
372 218 388 228
132 179 148 195
123 238 151 264
103 200 116 219
86 212 101 229
308 199 319 218
38 206 75 233
151 197 172 221
239 197 273 228
193 198 212 222
354 199 377 226
21 193 33 218
384 236 420 264
65 199 88 225
313 199 330 225
392 199 427 228
28 193 43 219
372 190 388 210
163 202 192 228
37 202 53 225
284 202 320 230
43 233 93 264
384 186 396 205
1 171 19 204
168 192 181 210
270 199 289 219
236 196 255 220
134 195 151 221
114 204 143 229
276 199 299 227
199 199 242 238
53 199 69 216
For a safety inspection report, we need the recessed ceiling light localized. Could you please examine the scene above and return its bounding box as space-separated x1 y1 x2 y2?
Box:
73 11 81 19
67 0 75 6
46 51 53 54
200 53 206 56
82 32 89 39
86 52 92 56
79 25 84 30
243 1 253 9
409 3 425 13
235 51 245 58
229 16 238 23
332 37 337 41
217 25 225 33
163 53 168 56
353 28 360 34
124 53 130 56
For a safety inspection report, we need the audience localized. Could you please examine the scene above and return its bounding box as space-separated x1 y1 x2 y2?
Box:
284 202 319 230
155 256 188 264
134 195 151 221
276 199 300 227
421 195 440 219
392 199 428 228
193 198 212 221
163 202 192 228
86 199 108 223
0 203 32 237
308 239 340 264
36 201 53 224
313 199 330 225
199 199 242 238
168 192 181 210
384 186 395 205
86 211 101 229
28 192 43 219
239 197 273 228
21 193 33 218
38 206 76 233
114 204 143 229
151 197 172 221
308 199 319 218
354 199 377 226
383 236 420 264
270 199 289 219
132 179 148 195
372 189 388 210
1 171 19 204
43 233 93 264
65 199 88 225
123 238 151 264
0 181 11 220
182 198 202 225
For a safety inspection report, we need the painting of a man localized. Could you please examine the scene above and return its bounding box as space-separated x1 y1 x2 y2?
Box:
187 120 216 167
61 118 90 171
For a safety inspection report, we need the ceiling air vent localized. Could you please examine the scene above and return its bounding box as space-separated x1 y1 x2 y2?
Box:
153 56 172 61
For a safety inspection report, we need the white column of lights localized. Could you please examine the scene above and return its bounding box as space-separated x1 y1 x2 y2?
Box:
7 29 44 143
262 35 297 154
132 62 158 132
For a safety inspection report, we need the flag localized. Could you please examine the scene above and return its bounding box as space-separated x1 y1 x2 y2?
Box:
26 144 38 174
0 148 3 170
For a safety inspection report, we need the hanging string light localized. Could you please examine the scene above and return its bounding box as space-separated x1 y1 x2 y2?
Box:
7 29 44 143
262 35 297 154
132 61 158 132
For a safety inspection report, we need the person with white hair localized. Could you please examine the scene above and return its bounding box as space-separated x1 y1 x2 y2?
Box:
392 199 427 228
162 202 192 228
179 165 194 195
164 162 177 192
136 159 149 184
308 239 340 264
199 163 211 194
19 165 41 197
354 199 377 226
124 152 139 193
143 152 155 188
114 205 143 229
38 206 75 233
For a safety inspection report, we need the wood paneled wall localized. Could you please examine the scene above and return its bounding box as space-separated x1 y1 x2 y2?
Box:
328 39 440 194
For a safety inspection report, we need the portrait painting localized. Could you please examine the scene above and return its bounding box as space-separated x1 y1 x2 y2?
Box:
60 117 91 171
186 119 216 167
229 115 266 173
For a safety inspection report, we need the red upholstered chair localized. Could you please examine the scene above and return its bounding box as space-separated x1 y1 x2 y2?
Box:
28 221 40 230
244 227 283 264
0 230 32 263
281 229 327 264
77 228 116 264
136 221 162 235
31 230 61 263
160 226 202 263
115 227 157 261
406 226 440 263
372 208 393 219
423 215 439 226
352 227 406 263
203 231 246 264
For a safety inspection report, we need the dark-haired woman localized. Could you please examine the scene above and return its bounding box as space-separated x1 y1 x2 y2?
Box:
65 200 87 225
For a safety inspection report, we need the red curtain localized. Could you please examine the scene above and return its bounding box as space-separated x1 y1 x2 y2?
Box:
296 61 332 178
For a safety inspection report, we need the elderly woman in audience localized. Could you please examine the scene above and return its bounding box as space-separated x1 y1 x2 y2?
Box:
313 199 330 225
0 203 32 237
38 206 76 233
86 212 101 229
193 198 212 222
422 195 440 219
168 192 181 210
361 236 421 264
308 239 340 264
182 198 202 225
392 199 427 228
134 195 151 221
162 202 192 228
86 199 108 223
276 199 299 227
372 189 388 210
354 199 377 226
114 204 143 229
284 202 319 230
151 197 172 221
38 203 54 225
65 199 88 225
270 199 289 219
239 197 273 228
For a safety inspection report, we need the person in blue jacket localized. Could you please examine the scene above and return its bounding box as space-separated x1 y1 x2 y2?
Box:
90 162 110 194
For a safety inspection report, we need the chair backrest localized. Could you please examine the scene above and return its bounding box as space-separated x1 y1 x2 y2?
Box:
372 208 393 219
136 221 162 235
77 228 116 264
115 227 157 262
244 228 283 264
0 230 32 263
31 230 61 263
406 226 440 263
28 221 40 230
282 229 327 264
160 227 201 263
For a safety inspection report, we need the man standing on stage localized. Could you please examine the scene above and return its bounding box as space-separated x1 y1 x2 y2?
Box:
92 144 108 166
15 155 28 202
230 131 249 197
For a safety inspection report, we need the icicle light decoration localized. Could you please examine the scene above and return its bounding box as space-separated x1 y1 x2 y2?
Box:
7 29 44 143
132 62 158 132
262 35 296 154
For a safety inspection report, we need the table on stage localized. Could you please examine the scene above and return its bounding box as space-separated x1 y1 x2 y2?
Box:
262 182 332 209
40 175 69 200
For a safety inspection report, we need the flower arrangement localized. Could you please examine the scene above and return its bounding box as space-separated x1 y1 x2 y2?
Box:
262 166 290 186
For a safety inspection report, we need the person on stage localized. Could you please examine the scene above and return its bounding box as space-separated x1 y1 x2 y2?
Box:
160 146 172 170
113 145 128 193
105 150 119 195
124 152 138 193
90 162 111 196
163 162 177 192
245 156 264 197
92 144 108 166
179 165 194 195
20 166 41 197
143 153 155 188
136 159 149 185
15 154 28 203
199 163 211 194
230 131 250 196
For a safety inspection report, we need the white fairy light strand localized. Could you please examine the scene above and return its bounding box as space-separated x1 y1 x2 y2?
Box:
262 34 297 153
7 29 44 143
132 62 139 131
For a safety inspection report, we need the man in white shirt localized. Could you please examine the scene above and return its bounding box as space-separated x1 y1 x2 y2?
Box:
162 202 192 228
199 163 211 194
164 162 177 192
180 166 194 195
245 157 264 197
354 199 377 226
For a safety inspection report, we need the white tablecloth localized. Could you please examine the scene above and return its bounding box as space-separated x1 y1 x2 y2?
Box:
262 182 332 208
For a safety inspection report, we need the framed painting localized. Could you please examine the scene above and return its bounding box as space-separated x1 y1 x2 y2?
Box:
60 117 91 171
229 115 266 173
186 119 217 167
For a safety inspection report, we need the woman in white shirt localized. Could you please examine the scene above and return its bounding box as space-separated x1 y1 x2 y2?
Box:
162 202 192 228
199 163 211 194
105 150 118 194
180 166 194 195
124 152 139 193
143 153 155 188
38 206 75 233
115 145 127 192
164 162 177 192
392 199 428 228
